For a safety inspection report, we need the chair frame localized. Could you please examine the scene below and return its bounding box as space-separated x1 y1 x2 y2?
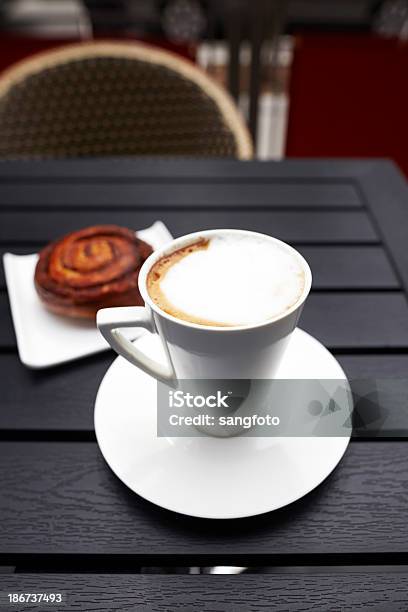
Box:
0 40 253 159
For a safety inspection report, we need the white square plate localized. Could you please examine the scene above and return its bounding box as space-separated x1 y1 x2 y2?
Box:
3 221 173 369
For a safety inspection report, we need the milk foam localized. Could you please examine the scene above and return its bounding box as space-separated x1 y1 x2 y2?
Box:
158 234 305 326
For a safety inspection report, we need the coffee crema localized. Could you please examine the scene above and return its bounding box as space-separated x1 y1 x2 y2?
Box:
147 234 305 327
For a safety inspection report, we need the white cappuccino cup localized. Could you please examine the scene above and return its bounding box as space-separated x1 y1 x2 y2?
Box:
97 229 312 435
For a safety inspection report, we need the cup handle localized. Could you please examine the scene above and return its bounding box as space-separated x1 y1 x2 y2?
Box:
97 306 176 386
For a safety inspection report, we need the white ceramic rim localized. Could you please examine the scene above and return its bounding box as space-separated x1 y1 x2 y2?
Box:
139 229 312 332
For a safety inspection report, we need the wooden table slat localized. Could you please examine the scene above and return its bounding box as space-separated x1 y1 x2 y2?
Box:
0 158 384 180
302 292 408 348
1 353 408 436
0 353 111 431
0 442 407 556
0 182 362 208
0 210 378 245
0 573 408 611
297 246 399 289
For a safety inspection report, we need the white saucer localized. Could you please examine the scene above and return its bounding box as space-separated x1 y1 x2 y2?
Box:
94 329 351 519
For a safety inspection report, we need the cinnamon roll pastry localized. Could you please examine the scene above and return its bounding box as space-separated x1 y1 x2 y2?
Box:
34 225 153 319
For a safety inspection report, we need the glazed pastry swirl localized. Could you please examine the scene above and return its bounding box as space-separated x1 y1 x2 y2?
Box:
35 225 153 318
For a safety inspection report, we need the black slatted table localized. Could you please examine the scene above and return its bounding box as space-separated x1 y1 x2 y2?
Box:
1 159 408 611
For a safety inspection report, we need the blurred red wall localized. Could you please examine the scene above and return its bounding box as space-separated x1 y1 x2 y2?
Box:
286 35 408 176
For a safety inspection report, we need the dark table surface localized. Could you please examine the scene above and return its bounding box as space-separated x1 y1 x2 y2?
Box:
1 158 408 611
